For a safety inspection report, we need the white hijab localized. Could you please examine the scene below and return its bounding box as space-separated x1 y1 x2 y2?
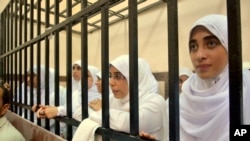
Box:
109 55 159 108
180 14 250 141
109 55 167 140
72 60 82 92
31 65 55 105
87 66 101 101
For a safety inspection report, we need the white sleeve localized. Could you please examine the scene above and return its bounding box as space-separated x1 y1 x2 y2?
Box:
89 95 165 133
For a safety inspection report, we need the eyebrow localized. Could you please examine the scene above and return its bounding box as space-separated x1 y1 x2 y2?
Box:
189 35 219 44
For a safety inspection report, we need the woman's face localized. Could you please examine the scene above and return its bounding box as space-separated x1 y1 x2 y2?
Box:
88 71 94 89
109 66 128 99
27 73 38 88
72 64 81 81
189 26 228 79
95 77 102 93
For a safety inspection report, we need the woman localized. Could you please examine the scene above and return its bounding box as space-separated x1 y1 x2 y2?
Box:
72 66 101 121
179 14 250 141
72 60 82 92
73 55 167 141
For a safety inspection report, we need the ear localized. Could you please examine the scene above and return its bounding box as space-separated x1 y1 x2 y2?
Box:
2 104 10 114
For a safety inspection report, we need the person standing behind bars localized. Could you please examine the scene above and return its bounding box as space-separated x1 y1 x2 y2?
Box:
72 55 167 141
72 60 82 93
134 14 250 141
177 14 250 141
29 65 66 132
0 85 25 141
72 66 101 121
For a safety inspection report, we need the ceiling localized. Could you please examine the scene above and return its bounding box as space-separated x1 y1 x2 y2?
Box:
21 0 166 34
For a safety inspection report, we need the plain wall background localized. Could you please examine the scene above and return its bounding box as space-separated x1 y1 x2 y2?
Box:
1 0 249 75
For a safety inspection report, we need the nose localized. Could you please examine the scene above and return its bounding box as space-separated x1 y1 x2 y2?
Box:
196 47 207 61
109 78 115 86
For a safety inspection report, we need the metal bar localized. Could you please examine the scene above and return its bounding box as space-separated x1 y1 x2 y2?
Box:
29 0 34 122
66 0 73 139
44 0 51 130
36 0 42 126
101 2 110 141
80 0 89 120
14 0 19 116
128 0 139 136
23 0 28 119
227 0 243 133
6 5 9 84
18 0 23 116
10 0 15 113
54 0 60 135
167 0 179 140
0 0 117 58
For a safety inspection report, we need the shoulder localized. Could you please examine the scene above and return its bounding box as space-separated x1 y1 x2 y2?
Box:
0 118 25 141
141 94 166 106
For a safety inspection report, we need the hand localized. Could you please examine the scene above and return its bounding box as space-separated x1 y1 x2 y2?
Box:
36 106 47 119
4 82 11 91
89 99 102 111
139 131 156 140
43 106 58 119
32 104 39 112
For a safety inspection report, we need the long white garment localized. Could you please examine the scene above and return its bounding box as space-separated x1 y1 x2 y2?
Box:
74 55 167 141
32 65 66 132
72 60 82 92
179 14 250 141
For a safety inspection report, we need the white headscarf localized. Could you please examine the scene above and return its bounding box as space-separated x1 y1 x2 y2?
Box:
108 55 167 140
72 60 82 92
180 14 250 141
179 67 193 77
31 65 55 105
110 55 159 105
87 66 101 101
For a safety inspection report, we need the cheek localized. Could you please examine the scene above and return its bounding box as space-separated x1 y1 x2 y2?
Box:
88 79 93 88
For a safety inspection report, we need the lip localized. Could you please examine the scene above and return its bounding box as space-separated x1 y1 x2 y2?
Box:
112 90 119 95
196 64 211 71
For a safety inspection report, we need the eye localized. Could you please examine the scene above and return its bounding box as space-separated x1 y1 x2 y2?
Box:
207 41 218 48
189 43 198 51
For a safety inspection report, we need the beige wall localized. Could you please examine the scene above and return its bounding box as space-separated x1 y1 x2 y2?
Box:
1 0 250 75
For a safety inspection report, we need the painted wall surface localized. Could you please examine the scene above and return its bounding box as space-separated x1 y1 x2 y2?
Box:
1 0 249 75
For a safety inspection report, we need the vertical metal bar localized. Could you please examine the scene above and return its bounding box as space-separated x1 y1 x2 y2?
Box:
0 13 3 87
101 2 110 141
6 5 10 84
18 0 23 116
9 1 13 107
29 0 34 122
128 0 139 136
36 0 41 126
23 0 28 119
14 0 19 115
66 0 73 139
45 0 50 130
227 0 243 135
167 0 180 140
54 0 60 135
80 0 89 120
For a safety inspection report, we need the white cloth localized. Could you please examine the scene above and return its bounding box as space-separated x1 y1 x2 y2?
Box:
72 118 101 141
179 14 250 141
179 67 193 77
32 65 67 132
79 55 167 141
70 66 101 121
72 60 82 92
